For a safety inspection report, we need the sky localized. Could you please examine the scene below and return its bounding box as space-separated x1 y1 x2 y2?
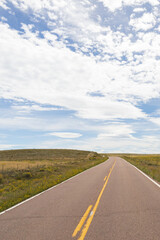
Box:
0 0 160 153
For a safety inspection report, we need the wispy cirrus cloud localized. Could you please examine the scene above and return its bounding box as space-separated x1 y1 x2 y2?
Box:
12 104 63 113
48 132 82 139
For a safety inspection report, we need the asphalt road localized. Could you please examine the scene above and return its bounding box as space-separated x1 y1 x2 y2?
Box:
0 157 160 240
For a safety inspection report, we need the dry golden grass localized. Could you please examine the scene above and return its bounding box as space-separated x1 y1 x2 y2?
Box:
0 160 55 171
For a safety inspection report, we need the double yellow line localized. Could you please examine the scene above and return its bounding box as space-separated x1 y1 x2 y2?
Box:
72 160 116 240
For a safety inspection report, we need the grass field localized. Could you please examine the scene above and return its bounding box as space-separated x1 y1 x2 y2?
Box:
0 149 107 212
117 154 160 183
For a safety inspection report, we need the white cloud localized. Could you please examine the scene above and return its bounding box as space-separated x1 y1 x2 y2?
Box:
0 0 9 10
129 13 156 31
133 8 146 12
48 132 82 138
0 16 7 22
150 117 160 126
75 99 145 120
98 0 159 12
0 22 150 121
98 0 123 12
0 2 160 122
12 104 63 112
97 123 135 138
9 0 102 44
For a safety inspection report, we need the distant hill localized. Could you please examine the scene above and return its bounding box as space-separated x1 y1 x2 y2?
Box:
0 149 99 161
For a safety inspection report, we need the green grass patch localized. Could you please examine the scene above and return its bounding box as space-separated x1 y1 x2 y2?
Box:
0 149 107 212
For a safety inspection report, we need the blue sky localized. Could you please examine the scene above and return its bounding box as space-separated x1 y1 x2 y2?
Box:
0 0 160 153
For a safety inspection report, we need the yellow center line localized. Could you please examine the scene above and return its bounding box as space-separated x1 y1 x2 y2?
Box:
72 205 93 237
77 160 116 240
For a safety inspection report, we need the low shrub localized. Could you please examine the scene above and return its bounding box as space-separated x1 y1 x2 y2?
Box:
22 172 32 179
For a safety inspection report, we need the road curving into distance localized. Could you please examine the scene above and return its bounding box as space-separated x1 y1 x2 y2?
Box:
0 157 160 240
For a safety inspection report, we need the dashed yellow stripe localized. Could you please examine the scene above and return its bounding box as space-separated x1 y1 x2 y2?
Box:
104 175 107 181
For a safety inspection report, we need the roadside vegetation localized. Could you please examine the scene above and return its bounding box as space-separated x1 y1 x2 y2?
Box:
0 149 107 212
119 154 160 183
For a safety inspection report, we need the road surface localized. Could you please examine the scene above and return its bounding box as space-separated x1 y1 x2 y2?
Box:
0 157 160 240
